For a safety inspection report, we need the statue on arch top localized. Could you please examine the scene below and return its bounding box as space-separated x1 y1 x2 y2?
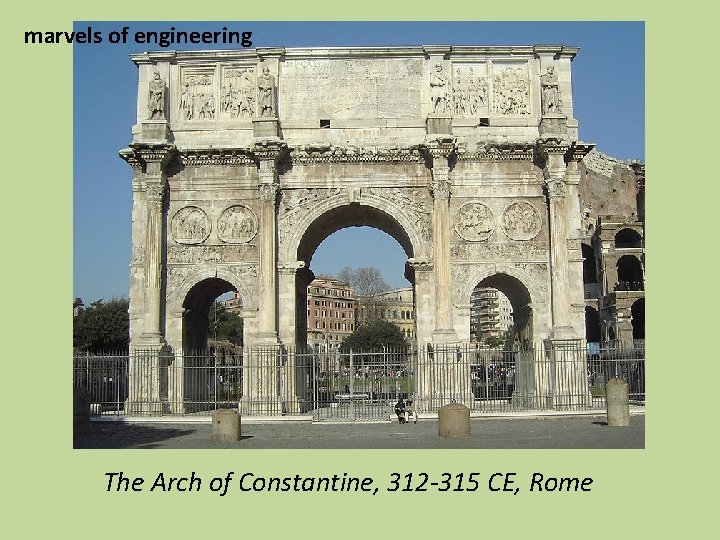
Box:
257 66 276 117
148 71 166 120
540 66 561 115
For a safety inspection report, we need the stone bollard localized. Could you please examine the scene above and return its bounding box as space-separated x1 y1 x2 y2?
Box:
73 387 90 437
438 402 471 438
606 378 630 427
212 409 241 442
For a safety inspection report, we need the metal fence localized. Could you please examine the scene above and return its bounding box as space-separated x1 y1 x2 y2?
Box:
73 341 645 420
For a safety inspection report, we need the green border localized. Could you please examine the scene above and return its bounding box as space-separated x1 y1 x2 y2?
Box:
5 1 714 536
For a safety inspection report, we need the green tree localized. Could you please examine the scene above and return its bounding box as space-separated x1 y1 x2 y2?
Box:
208 302 244 345
73 298 130 352
340 319 407 352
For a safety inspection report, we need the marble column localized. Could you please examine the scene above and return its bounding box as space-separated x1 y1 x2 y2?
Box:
120 143 176 415
423 139 457 343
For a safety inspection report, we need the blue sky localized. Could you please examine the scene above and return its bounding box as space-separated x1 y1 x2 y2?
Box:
73 21 644 303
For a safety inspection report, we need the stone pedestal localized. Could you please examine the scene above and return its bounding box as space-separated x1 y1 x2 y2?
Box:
125 345 169 416
253 118 280 138
606 378 630 426
426 115 452 135
212 409 242 442
539 115 567 137
438 402 471 438
239 345 283 415
132 121 171 143
542 339 591 410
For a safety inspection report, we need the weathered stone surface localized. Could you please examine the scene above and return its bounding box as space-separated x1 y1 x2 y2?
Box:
120 45 597 416
438 403 471 438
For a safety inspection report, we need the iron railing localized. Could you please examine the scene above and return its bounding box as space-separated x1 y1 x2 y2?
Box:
73 341 645 419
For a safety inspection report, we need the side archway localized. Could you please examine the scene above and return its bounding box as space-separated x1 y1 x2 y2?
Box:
462 265 548 347
166 268 256 352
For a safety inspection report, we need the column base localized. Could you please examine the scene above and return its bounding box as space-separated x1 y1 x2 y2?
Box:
125 399 168 416
548 326 578 341
431 329 458 343
239 398 283 416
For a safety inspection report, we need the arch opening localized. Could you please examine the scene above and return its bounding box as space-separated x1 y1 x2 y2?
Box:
615 228 643 249
581 243 598 298
631 298 645 340
181 278 242 351
585 306 601 343
470 273 533 347
295 204 416 349
616 255 644 291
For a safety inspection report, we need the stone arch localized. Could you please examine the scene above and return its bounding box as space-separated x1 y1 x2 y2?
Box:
282 195 423 345
462 264 548 346
615 228 643 249
616 254 644 290
280 192 425 264
166 267 256 352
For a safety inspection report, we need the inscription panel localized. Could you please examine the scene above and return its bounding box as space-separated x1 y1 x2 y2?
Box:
280 58 423 120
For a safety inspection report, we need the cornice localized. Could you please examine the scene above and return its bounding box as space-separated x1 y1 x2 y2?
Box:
456 142 535 162
289 144 424 164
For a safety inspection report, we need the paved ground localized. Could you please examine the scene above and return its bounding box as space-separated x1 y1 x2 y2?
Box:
74 413 644 449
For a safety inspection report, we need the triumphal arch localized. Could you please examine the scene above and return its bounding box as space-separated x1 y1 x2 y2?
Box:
120 45 593 415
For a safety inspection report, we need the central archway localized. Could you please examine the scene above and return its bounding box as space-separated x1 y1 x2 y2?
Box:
293 203 419 347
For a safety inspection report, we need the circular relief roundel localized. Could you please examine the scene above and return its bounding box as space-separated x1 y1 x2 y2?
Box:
501 201 541 241
171 206 210 245
455 202 495 241
217 205 258 244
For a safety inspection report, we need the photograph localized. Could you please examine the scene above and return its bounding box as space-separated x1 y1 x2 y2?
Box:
71 22 645 449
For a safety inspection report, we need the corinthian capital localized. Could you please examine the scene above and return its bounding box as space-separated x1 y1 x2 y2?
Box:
546 178 566 199
259 182 279 203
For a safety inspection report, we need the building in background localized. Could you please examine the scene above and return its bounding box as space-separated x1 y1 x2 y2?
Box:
470 287 513 342
579 150 645 347
306 276 357 351
356 287 415 341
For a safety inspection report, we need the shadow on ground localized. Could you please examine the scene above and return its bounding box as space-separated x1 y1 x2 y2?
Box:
74 423 197 449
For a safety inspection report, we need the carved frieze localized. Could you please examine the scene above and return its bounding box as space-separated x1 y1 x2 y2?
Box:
501 202 542 241
167 266 193 291
455 142 534 162
452 265 473 301
455 202 495 242
171 206 211 244
180 148 254 167
368 187 432 241
179 68 216 121
451 241 549 261
220 67 256 119
452 65 489 117
492 65 530 116
131 242 145 265
167 244 258 264
281 187 342 214
278 188 342 247
289 144 423 164
512 262 549 295
217 205 258 244
226 264 259 284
